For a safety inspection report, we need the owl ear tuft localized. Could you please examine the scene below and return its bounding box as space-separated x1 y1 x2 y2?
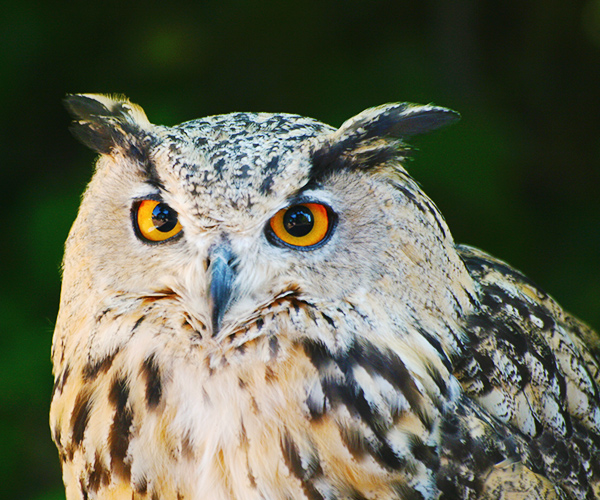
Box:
64 94 152 155
335 102 460 143
310 103 459 179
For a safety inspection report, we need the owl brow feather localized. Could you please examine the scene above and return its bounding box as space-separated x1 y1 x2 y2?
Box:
139 161 166 191
308 138 401 184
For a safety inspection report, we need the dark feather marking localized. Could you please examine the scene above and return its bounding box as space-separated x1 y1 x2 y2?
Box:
420 196 448 241
247 468 258 489
79 478 89 500
132 315 146 332
348 488 368 500
71 390 92 446
269 335 279 360
52 364 71 398
391 180 448 240
339 426 368 459
370 438 405 470
280 432 324 500
239 419 257 489
358 144 400 168
63 94 120 154
351 342 423 412
408 435 439 470
141 288 177 304
302 339 331 370
491 285 555 333
281 432 303 479
52 424 61 447
462 316 517 381
95 308 112 322
249 395 260 414
302 337 424 413
83 349 119 380
108 376 133 481
391 482 424 500
321 313 335 327
182 430 194 460
289 298 302 315
302 339 409 470
141 353 162 409
437 395 528 499
339 418 405 470
310 140 398 183
415 327 452 372
306 386 327 420
239 419 248 447
323 375 389 434
424 362 448 398
87 452 111 493
134 476 148 494
259 166 276 194
265 366 277 383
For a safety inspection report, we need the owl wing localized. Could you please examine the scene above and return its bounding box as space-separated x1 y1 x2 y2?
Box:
451 244 600 499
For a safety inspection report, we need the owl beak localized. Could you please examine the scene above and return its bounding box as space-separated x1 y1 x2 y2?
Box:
207 244 237 336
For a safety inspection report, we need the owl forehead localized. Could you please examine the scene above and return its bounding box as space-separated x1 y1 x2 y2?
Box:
153 112 335 220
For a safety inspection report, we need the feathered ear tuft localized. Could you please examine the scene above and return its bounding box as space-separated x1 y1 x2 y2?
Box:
335 103 460 142
310 103 459 180
64 94 152 155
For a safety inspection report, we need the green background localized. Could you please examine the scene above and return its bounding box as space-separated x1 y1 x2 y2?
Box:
1 1 599 499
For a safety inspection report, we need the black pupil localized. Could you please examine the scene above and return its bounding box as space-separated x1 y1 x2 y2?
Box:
283 205 314 237
152 203 178 233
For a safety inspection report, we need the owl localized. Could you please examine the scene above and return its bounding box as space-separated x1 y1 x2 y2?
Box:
51 94 600 500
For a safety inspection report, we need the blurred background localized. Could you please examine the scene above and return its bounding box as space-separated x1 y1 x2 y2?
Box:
1 1 599 498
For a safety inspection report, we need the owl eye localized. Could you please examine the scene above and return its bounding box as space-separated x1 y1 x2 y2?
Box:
268 203 333 249
134 200 183 242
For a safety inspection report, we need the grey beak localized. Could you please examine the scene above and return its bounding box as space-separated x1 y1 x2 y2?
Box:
208 244 237 335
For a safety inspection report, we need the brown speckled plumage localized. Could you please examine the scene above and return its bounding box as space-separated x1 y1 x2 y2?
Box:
51 94 600 500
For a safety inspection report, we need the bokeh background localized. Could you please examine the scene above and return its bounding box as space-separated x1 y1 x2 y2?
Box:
1 1 599 498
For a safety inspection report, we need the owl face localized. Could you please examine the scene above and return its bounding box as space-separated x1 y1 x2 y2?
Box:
60 96 472 355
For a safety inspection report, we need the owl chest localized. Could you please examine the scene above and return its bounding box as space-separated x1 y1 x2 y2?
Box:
138 340 319 499
53 303 453 500
136 336 445 500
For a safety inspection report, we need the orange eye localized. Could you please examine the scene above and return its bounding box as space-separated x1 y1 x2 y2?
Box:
268 203 332 248
135 200 183 242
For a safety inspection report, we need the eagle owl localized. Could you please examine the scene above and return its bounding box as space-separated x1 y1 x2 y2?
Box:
51 94 600 500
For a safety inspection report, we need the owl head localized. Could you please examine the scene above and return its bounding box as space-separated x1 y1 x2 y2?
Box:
58 94 473 366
